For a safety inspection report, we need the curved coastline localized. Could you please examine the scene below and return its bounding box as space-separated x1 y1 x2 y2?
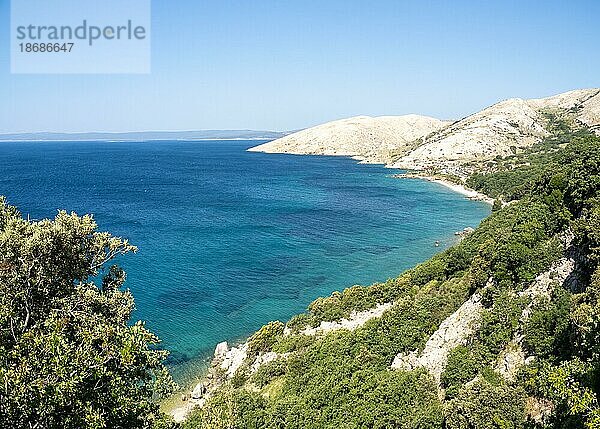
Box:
165 164 494 422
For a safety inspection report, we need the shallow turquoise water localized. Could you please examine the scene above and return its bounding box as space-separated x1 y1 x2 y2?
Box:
0 140 490 382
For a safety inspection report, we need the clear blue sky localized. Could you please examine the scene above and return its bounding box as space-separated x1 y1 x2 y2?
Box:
1 0 599 133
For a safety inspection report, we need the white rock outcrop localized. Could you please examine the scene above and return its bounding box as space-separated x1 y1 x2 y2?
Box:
191 382 207 400
493 256 578 379
219 344 248 378
391 293 483 384
519 257 576 319
214 341 229 359
250 351 279 373
495 342 526 381
297 302 394 336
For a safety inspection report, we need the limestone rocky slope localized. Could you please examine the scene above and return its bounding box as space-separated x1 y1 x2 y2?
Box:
248 115 450 164
249 89 600 171
393 88 600 170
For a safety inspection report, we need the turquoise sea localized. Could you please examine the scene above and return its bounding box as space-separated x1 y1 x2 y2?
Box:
0 140 490 383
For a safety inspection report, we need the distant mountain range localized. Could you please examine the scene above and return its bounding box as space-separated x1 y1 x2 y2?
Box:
0 130 290 142
249 88 600 173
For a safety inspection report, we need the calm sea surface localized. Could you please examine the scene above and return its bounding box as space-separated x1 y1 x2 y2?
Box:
0 140 490 383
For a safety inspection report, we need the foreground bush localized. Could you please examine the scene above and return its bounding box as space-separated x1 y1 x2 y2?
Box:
0 200 177 429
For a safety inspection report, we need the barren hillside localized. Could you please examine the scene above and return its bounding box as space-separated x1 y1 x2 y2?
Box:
392 88 600 170
248 115 450 164
249 89 600 171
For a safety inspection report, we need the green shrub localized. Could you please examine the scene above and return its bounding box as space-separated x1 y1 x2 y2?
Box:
306 292 346 322
522 289 571 360
445 379 527 429
186 388 268 429
285 312 314 332
251 358 288 388
441 345 481 399
272 333 316 354
476 289 526 357
247 321 285 355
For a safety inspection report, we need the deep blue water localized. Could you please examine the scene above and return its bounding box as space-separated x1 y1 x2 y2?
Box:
0 140 490 383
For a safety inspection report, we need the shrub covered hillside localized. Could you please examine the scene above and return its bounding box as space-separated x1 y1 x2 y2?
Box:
184 129 600 428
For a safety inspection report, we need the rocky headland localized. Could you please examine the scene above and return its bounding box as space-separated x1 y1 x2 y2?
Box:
249 89 600 178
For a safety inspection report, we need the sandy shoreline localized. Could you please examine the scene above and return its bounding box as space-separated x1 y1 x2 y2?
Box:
429 178 494 205
248 143 495 206
393 173 494 205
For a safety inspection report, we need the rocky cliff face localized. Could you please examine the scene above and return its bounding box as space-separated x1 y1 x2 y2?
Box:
248 89 600 170
392 98 548 169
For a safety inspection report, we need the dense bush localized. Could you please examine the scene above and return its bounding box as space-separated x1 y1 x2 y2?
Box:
441 345 481 399
247 321 285 355
522 289 571 360
445 379 527 429
188 369 443 429
250 358 288 388
476 289 526 357
0 199 177 429
271 333 316 354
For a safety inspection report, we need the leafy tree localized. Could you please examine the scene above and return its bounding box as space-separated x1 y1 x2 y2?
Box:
0 198 177 429
522 289 571 360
